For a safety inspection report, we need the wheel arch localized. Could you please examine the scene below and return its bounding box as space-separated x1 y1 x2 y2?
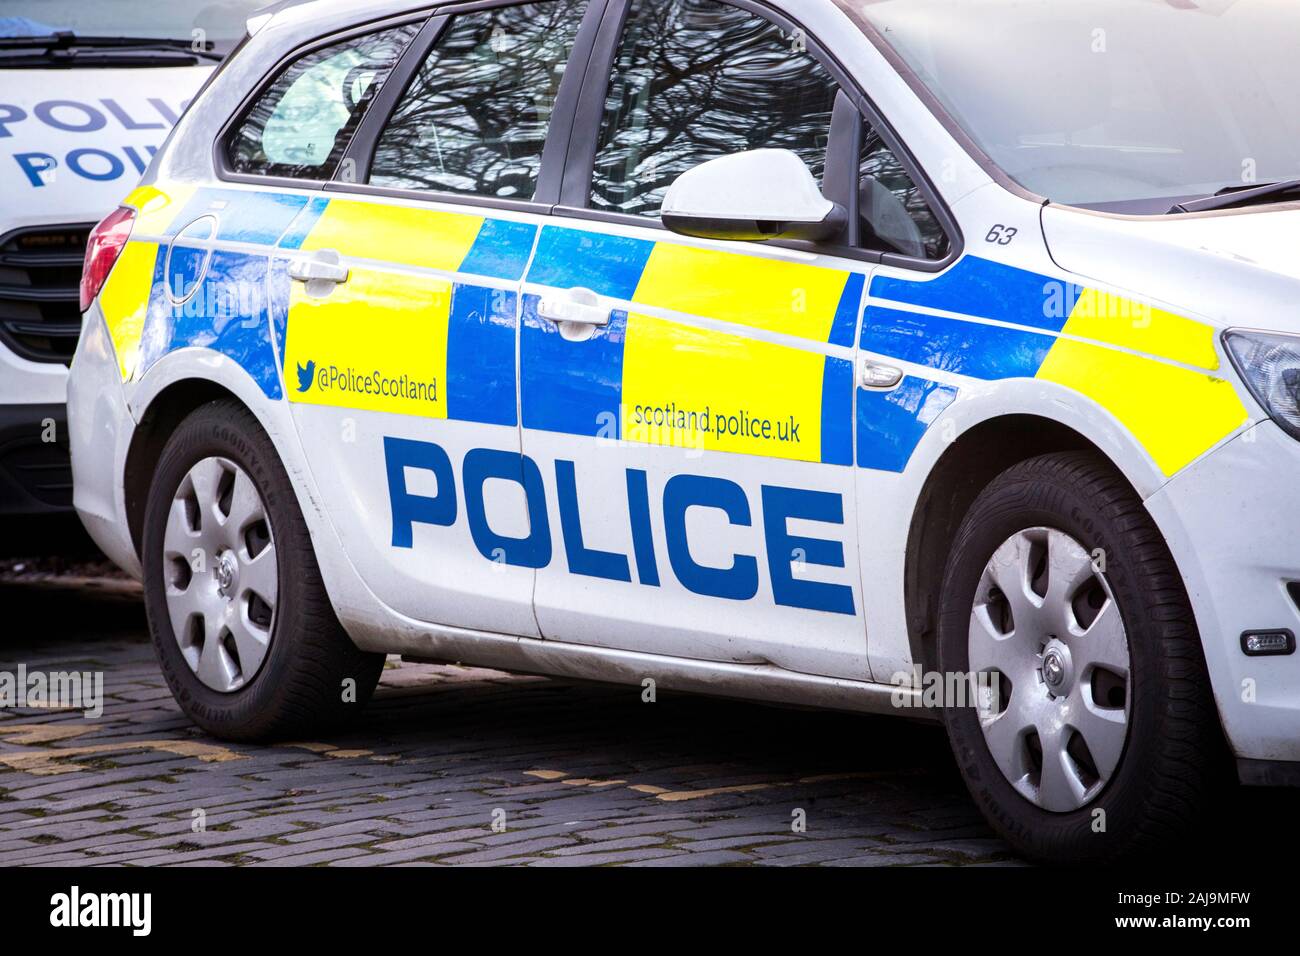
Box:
123 378 250 557
902 413 1142 675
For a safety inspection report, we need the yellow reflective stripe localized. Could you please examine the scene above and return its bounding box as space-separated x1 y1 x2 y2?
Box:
121 183 195 236
283 268 451 418
299 200 482 272
620 313 824 463
1037 337 1247 475
632 242 847 342
98 240 159 381
1062 288 1220 371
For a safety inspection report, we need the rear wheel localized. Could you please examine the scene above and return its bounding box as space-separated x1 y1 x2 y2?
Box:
142 399 384 741
936 451 1226 863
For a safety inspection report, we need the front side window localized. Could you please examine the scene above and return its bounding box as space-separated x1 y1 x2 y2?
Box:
226 25 418 180
369 0 588 199
591 0 838 217
859 120 949 260
848 0 1300 213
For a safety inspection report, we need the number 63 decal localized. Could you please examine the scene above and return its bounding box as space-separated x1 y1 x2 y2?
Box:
985 224 1017 245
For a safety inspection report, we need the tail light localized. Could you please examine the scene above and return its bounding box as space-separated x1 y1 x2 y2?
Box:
79 206 136 312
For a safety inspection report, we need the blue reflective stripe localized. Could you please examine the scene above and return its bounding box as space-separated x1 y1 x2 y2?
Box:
819 356 854 466
446 283 519 427
521 296 626 437
159 249 283 399
857 376 959 473
869 256 1080 334
862 305 1054 380
165 188 309 246
459 218 537 281
828 271 864 348
527 226 654 300
278 196 330 250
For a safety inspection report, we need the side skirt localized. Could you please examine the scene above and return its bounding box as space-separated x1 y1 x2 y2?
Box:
348 614 930 719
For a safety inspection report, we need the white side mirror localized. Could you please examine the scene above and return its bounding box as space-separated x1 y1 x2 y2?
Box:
661 148 845 242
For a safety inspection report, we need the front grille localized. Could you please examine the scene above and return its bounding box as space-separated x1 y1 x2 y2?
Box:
0 224 94 365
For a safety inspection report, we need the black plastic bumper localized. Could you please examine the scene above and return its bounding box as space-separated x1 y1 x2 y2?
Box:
0 403 73 515
1238 757 1300 787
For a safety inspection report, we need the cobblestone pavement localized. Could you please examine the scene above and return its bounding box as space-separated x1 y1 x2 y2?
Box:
6 579 1284 869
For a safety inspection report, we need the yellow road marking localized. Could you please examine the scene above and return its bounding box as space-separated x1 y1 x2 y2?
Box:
0 724 96 745
0 740 246 776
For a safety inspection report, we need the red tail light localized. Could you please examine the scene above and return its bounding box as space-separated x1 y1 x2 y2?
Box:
79 206 137 312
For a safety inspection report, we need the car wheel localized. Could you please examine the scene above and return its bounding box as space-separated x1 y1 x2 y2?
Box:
936 450 1226 863
142 399 384 741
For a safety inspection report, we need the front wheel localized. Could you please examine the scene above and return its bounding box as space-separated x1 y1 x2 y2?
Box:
142 399 384 741
936 451 1226 863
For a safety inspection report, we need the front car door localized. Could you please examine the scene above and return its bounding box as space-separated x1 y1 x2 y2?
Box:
521 0 881 679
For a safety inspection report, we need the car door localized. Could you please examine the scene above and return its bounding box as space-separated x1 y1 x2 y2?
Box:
213 1 602 638
518 0 878 679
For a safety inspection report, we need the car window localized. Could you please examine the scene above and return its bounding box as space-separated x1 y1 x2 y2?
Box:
591 0 838 218
859 121 950 261
226 25 419 180
369 0 588 200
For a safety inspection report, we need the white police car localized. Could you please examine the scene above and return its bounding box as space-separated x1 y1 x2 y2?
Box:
0 0 263 516
67 0 1300 862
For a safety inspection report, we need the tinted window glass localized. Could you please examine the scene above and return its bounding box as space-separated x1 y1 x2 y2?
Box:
370 1 588 199
227 25 417 180
591 0 838 217
859 122 949 260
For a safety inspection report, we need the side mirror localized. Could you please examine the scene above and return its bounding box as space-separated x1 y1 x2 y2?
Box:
661 149 846 243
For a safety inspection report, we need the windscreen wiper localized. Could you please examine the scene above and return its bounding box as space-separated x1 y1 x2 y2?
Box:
1170 178 1300 214
0 32 221 61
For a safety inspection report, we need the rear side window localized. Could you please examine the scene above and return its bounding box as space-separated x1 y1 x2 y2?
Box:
591 0 838 217
226 24 419 180
368 0 588 200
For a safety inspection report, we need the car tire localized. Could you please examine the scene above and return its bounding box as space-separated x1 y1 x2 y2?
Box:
936 450 1226 863
141 399 384 741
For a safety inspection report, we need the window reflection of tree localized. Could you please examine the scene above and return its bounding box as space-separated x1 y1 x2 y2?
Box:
228 26 415 179
591 0 839 217
370 2 585 199
862 132 951 260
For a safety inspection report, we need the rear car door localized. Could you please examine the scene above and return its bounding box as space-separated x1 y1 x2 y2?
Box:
207 1 600 637
518 0 875 679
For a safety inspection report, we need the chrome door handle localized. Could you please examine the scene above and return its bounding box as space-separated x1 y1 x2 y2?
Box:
538 287 609 327
288 249 350 285
859 359 903 390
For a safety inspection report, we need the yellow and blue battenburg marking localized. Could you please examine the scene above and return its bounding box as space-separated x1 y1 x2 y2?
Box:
865 256 1248 475
520 225 863 466
100 185 1247 481
104 186 533 426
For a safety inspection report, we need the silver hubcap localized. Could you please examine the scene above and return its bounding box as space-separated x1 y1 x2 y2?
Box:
162 457 278 693
968 527 1131 812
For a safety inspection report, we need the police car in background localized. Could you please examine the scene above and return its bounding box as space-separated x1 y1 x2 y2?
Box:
0 0 262 515
68 0 1300 863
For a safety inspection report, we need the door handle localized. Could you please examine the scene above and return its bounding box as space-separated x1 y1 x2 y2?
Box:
288 249 350 286
538 287 609 327
859 359 903 390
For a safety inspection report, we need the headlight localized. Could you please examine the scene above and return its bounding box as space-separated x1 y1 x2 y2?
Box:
1224 329 1300 439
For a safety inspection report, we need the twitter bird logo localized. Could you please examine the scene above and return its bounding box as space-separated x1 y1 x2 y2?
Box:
296 360 316 393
